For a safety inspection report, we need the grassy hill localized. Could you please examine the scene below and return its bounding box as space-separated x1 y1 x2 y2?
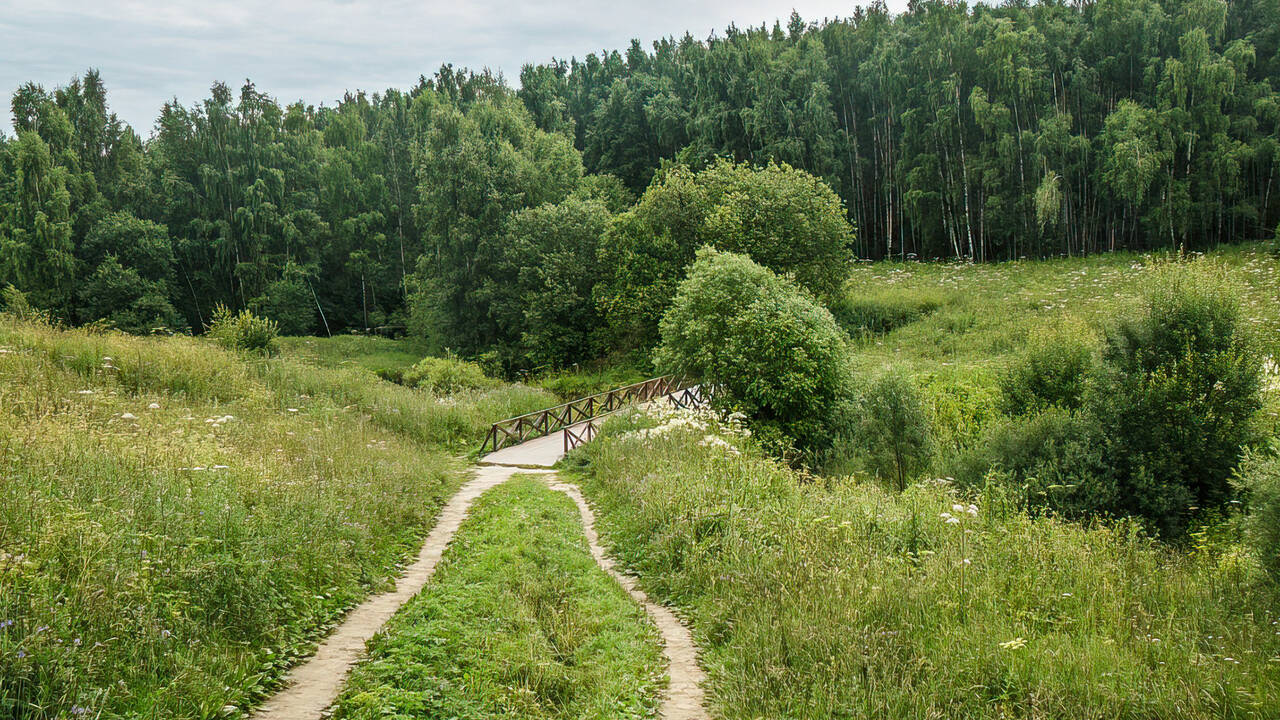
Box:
0 321 553 718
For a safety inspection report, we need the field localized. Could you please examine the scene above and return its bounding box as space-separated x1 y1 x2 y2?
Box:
562 244 1280 719
0 322 551 718
4 244 1280 719
836 244 1280 454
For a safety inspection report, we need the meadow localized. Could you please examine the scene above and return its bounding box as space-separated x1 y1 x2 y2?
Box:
570 406 1280 719
0 320 550 718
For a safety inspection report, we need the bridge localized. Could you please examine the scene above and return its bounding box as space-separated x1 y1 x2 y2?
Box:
479 374 713 467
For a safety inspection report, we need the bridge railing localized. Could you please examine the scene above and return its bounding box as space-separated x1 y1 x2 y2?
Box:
480 374 697 454
561 382 715 453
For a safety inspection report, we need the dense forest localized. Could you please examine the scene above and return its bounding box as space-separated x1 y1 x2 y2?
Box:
2 0 1278 367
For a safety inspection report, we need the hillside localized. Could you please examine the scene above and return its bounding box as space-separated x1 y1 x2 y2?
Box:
0 322 552 717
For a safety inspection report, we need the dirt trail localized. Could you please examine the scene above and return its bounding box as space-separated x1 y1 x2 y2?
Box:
252 435 707 719
546 478 708 720
250 464 548 720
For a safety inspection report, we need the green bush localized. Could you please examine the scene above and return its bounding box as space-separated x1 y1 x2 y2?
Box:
856 371 934 490
1235 442 1280 579
654 248 855 460
206 303 280 356
403 354 493 394
1 283 43 322
250 263 315 335
959 408 1116 518
829 287 947 336
999 321 1096 416
1090 260 1264 536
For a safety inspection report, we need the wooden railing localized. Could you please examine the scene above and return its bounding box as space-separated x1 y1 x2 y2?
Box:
561 383 716 453
480 375 695 454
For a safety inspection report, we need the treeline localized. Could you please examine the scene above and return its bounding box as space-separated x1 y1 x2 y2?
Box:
522 0 1280 259
2 0 1279 364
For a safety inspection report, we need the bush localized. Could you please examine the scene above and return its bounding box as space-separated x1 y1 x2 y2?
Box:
654 248 855 460
856 372 934 490
403 354 493 394
1235 442 1280 579
206 303 280 355
999 322 1096 416
829 287 947 336
959 408 1116 517
1 283 43 322
1090 260 1263 536
250 263 315 335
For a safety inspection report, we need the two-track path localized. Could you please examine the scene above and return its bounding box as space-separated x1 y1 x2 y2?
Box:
251 431 706 720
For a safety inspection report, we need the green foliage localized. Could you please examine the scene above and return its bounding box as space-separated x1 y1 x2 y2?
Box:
76 256 182 333
498 196 611 370
331 478 664 719
0 283 41 321
409 92 583 357
0 317 469 718
654 248 854 458
829 285 948 336
250 263 315 335
1235 443 1280 579
1090 260 1264 535
960 408 1117 518
855 371 935 490
999 322 1097 416
402 354 493 394
573 417 1280 719
597 160 854 348
206 303 280 356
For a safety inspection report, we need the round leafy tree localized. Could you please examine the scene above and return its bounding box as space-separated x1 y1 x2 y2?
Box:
654 248 855 459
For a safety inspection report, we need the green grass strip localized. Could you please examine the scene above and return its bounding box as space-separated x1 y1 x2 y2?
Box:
331 477 665 719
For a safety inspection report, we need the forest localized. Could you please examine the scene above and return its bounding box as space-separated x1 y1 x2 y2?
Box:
2 0 1280 370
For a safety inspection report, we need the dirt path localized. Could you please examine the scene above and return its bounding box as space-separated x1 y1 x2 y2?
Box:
252 439 707 719
250 464 549 720
546 478 708 720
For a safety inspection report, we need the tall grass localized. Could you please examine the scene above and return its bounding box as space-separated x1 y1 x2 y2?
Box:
0 319 541 718
572 414 1280 719
332 478 665 719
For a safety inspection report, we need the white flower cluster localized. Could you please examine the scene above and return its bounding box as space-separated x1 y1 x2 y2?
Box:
939 502 979 524
1262 356 1280 393
616 402 749 456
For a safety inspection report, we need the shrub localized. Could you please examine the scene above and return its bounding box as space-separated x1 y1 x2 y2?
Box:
654 248 855 460
403 354 493 394
856 371 934 490
1 283 43 322
1235 442 1280 579
1091 260 1264 536
250 263 315 335
960 408 1117 518
829 287 947 336
206 303 280 355
999 321 1096 416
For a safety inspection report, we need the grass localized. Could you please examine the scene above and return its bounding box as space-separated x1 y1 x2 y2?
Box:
840 244 1280 454
276 335 432 383
331 477 665 720
0 318 548 718
570 409 1280 719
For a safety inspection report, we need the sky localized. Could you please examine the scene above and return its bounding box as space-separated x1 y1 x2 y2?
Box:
1 0 911 137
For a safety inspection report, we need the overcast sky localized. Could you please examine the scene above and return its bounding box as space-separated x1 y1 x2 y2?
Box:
2 0 911 137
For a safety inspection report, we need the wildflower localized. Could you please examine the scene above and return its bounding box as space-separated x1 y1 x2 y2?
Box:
945 516 960 525
15 650 24 659
966 504 978 517
148 402 160 410
999 637 1027 650
120 413 138 421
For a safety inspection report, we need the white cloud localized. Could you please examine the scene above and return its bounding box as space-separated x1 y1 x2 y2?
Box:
1 0 911 135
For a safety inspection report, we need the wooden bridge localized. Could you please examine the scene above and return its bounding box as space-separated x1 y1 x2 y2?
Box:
479 375 714 462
